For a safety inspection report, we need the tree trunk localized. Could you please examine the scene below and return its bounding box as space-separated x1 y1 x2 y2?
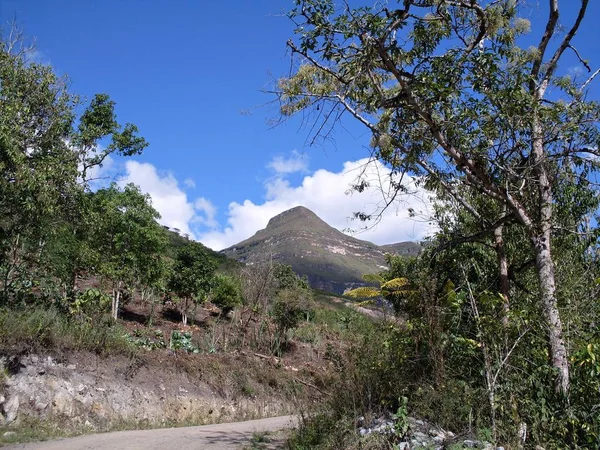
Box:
532 232 569 395
182 297 188 326
530 111 570 395
493 223 510 326
112 281 121 320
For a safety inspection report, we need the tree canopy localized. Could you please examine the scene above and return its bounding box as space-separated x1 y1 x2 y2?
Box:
280 0 599 395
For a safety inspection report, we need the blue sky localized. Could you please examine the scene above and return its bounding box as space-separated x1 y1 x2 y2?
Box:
2 1 599 250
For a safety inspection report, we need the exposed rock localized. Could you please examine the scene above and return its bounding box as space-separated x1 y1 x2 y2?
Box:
2 354 292 430
3 394 19 423
358 414 499 449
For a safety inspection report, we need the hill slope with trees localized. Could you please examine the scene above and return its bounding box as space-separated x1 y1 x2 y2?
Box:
222 206 421 294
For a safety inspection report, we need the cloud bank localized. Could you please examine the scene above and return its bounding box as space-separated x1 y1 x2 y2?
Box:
199 158 434 250
114 153 436 251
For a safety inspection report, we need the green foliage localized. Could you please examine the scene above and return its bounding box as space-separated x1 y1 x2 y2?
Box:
127 329 166 351
281 2 600 434
0 306 131 355
0 34 148 305
269 266 314 354
169 330 199 353
210 274 242 316
168 241 217 324
69 288 111 320
392 396 409 438
168 242 216 302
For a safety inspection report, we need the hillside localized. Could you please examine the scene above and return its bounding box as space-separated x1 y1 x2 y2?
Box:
221 206 421 294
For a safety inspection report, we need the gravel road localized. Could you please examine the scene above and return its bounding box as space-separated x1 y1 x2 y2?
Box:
5 415 297 450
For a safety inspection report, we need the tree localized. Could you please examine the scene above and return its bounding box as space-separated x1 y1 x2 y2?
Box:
168 242 217 326
0 28 148 303
209 274 242 317
91 183 166 320
280 0 600 395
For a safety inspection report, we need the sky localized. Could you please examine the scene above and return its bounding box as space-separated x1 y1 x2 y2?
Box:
2 1 599 250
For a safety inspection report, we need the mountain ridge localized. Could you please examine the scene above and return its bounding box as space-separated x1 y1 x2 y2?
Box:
222 206 421 294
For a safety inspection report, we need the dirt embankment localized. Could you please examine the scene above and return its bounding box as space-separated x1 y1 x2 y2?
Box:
0 349 314 443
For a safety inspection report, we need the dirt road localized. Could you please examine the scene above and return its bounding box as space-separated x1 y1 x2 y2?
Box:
6 415 297 450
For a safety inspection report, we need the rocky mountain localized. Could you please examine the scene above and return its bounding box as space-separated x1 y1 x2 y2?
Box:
221 206 421 294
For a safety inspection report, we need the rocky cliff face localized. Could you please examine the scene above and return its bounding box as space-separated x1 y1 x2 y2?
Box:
222 206 421 294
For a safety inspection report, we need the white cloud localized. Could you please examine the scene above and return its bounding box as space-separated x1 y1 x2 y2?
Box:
184 178 196 189
267 150 308 175
113 158 435 252
198 158 435 251
193 197 218 229
120 161 202 238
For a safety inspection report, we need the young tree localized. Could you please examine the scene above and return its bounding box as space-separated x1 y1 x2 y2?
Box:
279 0 600 395
91 183 166 320
168 242 217 326
209 273 242 317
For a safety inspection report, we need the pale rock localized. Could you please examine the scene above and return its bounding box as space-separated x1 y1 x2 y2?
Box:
4 395 19 423
413 431 428 442
3 431 16 438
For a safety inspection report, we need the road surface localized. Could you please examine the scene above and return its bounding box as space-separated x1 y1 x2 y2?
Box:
6 415 297 450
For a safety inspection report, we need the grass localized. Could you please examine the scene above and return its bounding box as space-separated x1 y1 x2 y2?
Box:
0 416 87 446
0 306 133 356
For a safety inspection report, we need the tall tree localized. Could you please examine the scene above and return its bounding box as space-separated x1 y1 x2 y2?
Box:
279 0 600 395
168 242 217 326
91 183 166 320
0 29 148 303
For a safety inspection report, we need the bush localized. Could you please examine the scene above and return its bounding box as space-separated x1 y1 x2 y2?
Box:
210 274 242 316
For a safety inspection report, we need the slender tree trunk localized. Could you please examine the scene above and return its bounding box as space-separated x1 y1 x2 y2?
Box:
69 268 79 302
531 112 570 395
494 223 510 326
532 232 569 395
112 281 121 320
182 297 188 326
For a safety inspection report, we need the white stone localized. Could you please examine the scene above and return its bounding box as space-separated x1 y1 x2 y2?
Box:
3 431 16 438
4 395 19 423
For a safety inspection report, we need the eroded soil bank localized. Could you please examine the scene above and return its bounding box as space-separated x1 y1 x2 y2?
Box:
0 350 320 445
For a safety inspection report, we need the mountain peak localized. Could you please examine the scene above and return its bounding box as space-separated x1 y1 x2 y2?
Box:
265 206 324 230
222 205 422 294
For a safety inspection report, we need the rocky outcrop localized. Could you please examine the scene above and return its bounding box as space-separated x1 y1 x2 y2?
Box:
0 354 291 430
359 416 506 450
